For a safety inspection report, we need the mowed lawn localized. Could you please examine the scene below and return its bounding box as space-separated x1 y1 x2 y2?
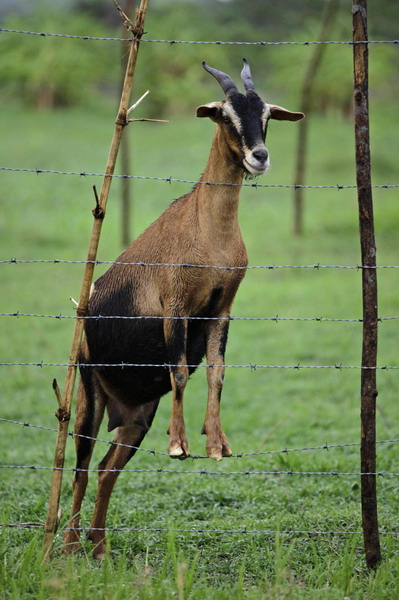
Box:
0 99 399 599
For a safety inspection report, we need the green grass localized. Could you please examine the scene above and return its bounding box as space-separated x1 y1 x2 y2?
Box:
1 99 399 599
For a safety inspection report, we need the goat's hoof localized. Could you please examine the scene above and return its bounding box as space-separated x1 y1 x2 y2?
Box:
207 447 223 461
61 529 81 554
206 441 232 461
168 441 190 459
87 531 107 560
93 545 106 561
222 445 233 458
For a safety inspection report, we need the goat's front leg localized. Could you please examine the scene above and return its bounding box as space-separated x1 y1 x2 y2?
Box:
202 314 232 461
164 311 190 458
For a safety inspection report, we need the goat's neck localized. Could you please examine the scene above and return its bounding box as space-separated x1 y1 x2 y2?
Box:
197 128 244 237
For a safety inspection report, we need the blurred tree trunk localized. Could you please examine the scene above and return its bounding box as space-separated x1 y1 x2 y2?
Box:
37 83 56 110
293 0 340 235
120 114 131 246
120 0 134 247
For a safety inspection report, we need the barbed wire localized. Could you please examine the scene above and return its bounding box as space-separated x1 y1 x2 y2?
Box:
1 463 399 477
0 417 168 458
0 361 398 370
2 417 398 460
5 522 396 538
1 166 399 191
0 312 367 323
1 28 399 45
1 311 399 323
0 311 366 323
2 258 399 270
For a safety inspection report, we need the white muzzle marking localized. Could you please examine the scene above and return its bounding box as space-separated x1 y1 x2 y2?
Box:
244 147 270 176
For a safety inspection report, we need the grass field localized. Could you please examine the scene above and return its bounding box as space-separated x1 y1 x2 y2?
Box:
1 97 399 599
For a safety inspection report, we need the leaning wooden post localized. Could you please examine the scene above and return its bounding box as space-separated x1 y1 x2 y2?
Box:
353 0 381 569
42 0 150 561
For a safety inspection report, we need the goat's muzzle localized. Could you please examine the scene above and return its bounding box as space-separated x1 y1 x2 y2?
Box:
243 145 269 176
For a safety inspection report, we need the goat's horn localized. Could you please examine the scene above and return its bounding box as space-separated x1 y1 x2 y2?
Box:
202 61 238 97
241 58 255 92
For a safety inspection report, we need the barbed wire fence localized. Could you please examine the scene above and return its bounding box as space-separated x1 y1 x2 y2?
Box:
1 415 399 538
1 26 399 45
1 163 399 190
1 1 397 566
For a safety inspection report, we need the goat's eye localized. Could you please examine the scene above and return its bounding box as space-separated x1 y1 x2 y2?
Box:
222 115 230 123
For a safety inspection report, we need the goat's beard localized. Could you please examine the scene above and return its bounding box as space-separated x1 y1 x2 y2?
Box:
244 171 259 181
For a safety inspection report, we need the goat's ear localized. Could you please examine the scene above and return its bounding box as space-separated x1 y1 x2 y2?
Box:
196 102 222 120
269 105 304 122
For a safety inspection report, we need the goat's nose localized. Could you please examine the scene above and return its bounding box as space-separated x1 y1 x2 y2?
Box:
252 148 269 163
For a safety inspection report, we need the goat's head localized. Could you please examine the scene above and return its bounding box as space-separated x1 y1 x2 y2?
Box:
197 59 304 177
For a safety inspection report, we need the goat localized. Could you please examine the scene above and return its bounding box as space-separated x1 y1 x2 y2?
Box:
62 60 304 558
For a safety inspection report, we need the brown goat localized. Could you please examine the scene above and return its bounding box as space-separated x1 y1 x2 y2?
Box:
62 60 303 558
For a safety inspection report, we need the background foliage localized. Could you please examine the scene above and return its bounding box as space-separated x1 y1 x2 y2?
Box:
1 0 398 115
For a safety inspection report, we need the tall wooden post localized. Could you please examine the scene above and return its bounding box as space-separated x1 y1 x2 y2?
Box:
42 0 150 560
353 0 381 569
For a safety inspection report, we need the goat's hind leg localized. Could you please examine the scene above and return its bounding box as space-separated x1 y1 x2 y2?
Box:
62 371 106 554
87 398 159 560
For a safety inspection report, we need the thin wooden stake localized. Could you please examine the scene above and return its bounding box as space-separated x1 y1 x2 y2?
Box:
353 0 382 569
42 0 150 561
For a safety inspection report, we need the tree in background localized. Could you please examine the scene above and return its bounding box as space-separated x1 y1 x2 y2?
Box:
0 7 119 108
268 11 398 119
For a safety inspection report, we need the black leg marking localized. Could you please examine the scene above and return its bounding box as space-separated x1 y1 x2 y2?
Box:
76 367 97 468
218 321 230 358
165 318 186 369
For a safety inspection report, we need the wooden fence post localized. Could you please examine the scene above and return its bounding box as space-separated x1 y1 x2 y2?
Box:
353 0 382 569
42 0 150 561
